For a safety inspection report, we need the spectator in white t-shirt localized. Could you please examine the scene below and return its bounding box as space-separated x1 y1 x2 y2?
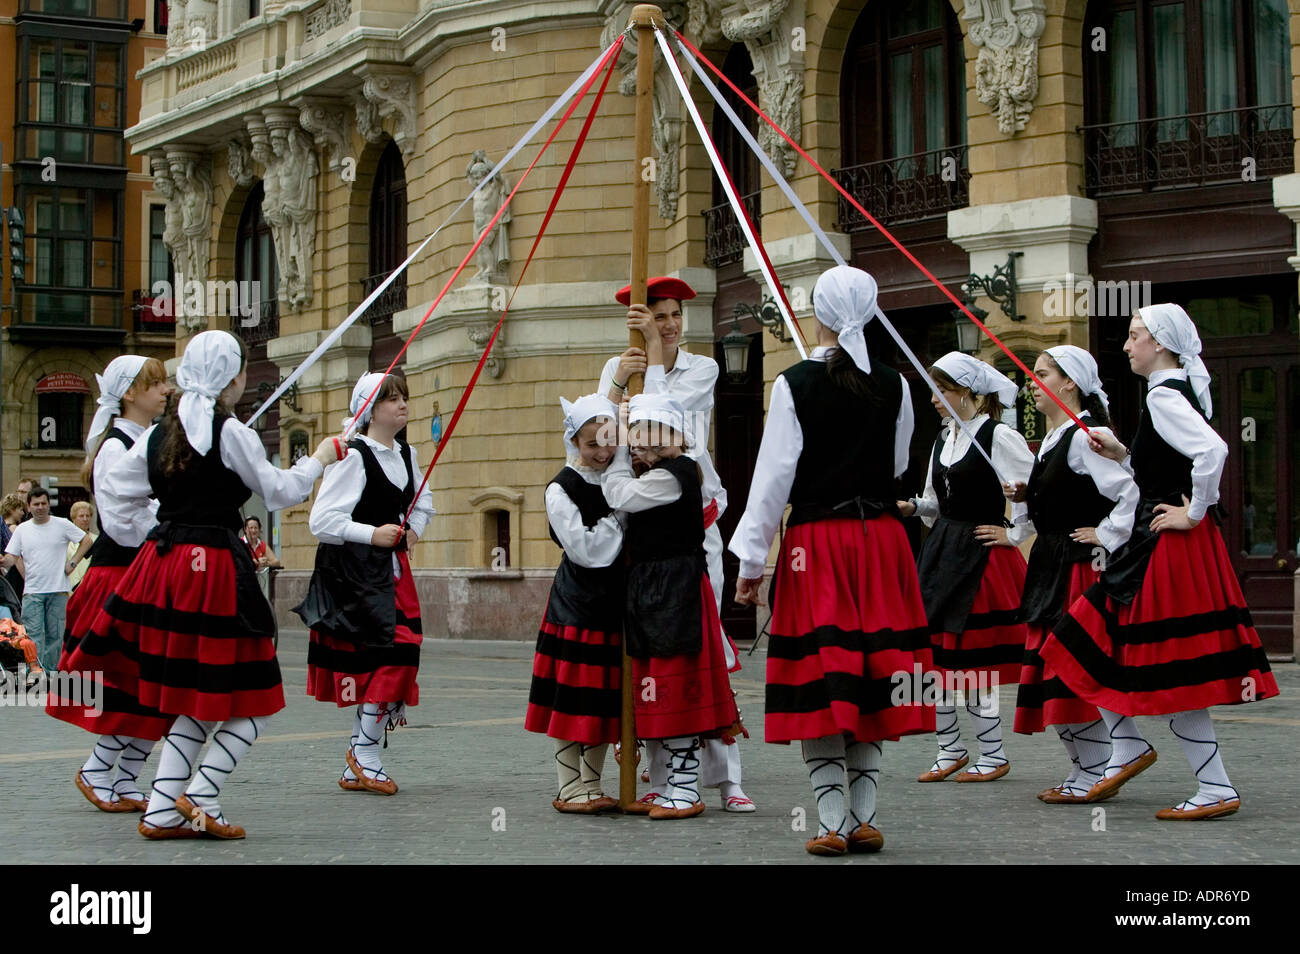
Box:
1 486 93 671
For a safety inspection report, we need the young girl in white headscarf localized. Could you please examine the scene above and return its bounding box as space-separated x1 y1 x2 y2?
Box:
601 392 738 820
524 393 624 813
75 330 343 839
47 354 170 814
1040 305 1279 819
298 372 433 796
899 352 1034 784
1007 346 1139 803
730 264 934 856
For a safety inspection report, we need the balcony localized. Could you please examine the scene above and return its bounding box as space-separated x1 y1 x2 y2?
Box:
832 145 970 231
360 269 408 326
235 299 280 345
9 287 126 342
131 289 177 335
703 192 761 268
1080 104 1293 197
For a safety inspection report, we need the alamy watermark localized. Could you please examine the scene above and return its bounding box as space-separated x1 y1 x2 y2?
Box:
2 669 103 716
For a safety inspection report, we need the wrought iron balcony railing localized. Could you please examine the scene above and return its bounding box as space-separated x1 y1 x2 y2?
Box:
360 269 408 325
1080 103 1293 196
703 192 761 268
235 299 280 345
833 145 970 231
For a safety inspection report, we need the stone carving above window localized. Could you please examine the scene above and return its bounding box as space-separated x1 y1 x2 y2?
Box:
963 0 1047 136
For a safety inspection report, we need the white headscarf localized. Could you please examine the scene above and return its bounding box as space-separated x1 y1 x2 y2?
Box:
811 265 881 374
628 392 691 446
561 393 618 444
932 351 1019 407
86 355 148 453
1046 345 1109 413
343 372 388 435
1136 303 1213 417
175 330 244 455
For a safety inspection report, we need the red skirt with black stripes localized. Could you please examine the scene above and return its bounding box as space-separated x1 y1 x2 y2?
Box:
58 563 127 665
929 545 1027 685
51 532 280 729
1040 519 1279 717
524 611 621 745
307 551 422 707
766 517 936 744
1014 562 1102 733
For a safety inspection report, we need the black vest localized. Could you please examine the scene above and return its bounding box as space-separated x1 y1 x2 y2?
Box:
547 467 614 547
783 358 904 525
88 426 145 567
148 414 250 531
1130 377 1204 503
1025 416 1115 534
625 456 703 563
348 438 415 529
931 416 1006 524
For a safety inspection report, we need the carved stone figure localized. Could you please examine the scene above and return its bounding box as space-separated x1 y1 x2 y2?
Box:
274 125 320 308
963 0 1047 135
466 149 510 285
720 0 804 179
169 154 212 294
250 116 290 306
227 139 256 188
150 153 188 289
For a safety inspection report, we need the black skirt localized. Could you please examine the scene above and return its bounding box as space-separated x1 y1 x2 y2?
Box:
916 516 991 634
294 541 398 649
625 552 704 659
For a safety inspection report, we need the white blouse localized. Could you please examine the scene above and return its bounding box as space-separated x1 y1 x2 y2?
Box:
545 465 625 569
99 415 324 547
92 417 158 547
727 346 914 581
1143 368 1228 523
309 434 435 545
913 414 1034 541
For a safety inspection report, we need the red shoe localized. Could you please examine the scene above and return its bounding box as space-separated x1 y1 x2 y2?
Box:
174 795 246 840
74 772 135 813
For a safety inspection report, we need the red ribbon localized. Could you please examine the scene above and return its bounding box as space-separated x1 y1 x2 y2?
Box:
674 30 1090 436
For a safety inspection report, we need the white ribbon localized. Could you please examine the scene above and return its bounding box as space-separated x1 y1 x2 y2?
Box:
247 40 622 426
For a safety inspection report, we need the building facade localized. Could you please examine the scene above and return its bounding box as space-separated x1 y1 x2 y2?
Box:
1 0 171 511
48 0 1294 657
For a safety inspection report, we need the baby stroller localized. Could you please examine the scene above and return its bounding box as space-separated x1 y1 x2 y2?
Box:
0 574 39 687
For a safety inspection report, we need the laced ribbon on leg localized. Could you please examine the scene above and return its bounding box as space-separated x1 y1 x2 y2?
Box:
1168 709 1238 810
81 735 128 805
352 703 392 782
801 735 847 837
660 736 702 810
342 707 362 782
845 739 882 829
112 737 155 801
579 743 608 800
554 739 585 802
928 702 967 774
1067 719 1110 795
1054 725 1082 792
1097 708 1152 780
184 716 268 826
143 716 212 830
965 686 1008 774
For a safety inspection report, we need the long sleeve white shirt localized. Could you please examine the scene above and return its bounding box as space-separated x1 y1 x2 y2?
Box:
600 447 686 513
599 348 727 514
309 435 434 545
913 414 1035 541
1144 368 1228 523
92 417 158 546
545 465 625 569
726 346 914 581
1020 420 1140 554
100 416 324 546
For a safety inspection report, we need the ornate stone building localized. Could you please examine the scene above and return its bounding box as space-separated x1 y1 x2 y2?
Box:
112 0 1296 656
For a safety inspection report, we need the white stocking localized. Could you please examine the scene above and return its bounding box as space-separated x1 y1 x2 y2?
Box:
964 686 1007 773
143 716 212 830
1168 709 1237 808
342 707 362 781
81 735 129 805
579 743 608 799
928 703 967 773
661 736 702 809
1098 707 1152 780
112 737 155 800
183 716 269 825
1054 725 1082 790
845 739 882 830
352 702 391 782
802 734 847 837
1067 719 1111 794
554 739 584 802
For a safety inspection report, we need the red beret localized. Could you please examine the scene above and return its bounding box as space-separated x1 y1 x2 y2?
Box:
615 276 697 306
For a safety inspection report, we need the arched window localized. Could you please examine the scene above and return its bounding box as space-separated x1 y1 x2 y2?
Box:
365 139 408 369
235 182 278 343
836 0 967 227
703 43 760 269
1082 0 1292 193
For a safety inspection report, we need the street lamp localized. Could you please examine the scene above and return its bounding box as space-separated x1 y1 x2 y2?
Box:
720 315 752 382
951 299 987 355
963 251 1024 322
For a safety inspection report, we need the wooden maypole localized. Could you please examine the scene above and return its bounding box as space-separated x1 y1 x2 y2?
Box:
620 2 663 811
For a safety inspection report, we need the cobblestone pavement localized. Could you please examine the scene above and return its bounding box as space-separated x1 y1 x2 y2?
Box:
3 634 1296 864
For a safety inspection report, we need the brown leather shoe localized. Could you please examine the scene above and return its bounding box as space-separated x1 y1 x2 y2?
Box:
847 824 884 853
75 772 135 813
338 776 367 792
1155 798 1240 821
175 795 246 840
586 795 620 813
553 797 603 814
1039 787 1091 804
1085 747 1157 801
917 755 969 782
138 819 203 840
621 792 661 815
117 795 149 813
345 748 398 796
953 762 1010 783
649 800 706 820
805 833 848 856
